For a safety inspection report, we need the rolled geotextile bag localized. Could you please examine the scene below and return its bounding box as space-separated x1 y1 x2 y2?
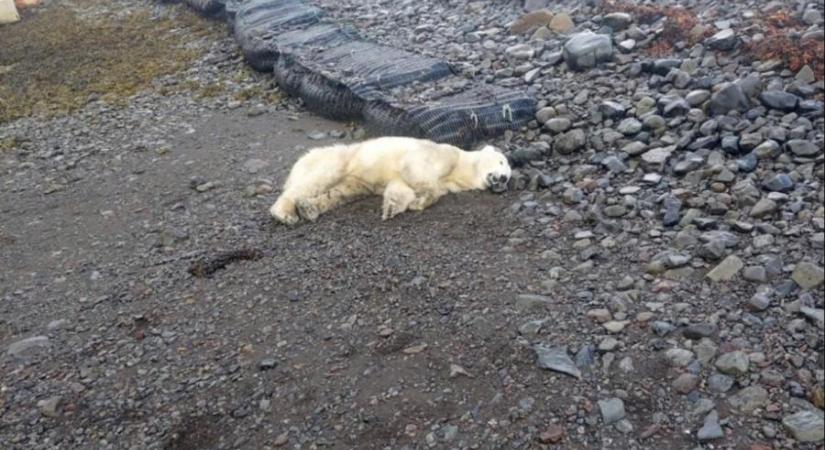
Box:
224 0 245 27
364 86 536 149
233 0 322 71
182 0 226 17
275 40 453 119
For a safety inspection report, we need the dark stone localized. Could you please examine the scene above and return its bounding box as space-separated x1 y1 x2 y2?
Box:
710 82 749 115
684 323 718 340
762 174 795 193
662 196 682 227
760 91 801 111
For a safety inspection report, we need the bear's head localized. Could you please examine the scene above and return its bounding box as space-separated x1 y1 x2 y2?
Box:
475 145 511 193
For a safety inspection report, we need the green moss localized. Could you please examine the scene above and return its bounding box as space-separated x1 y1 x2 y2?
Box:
0 137 20 152
0 0 220 123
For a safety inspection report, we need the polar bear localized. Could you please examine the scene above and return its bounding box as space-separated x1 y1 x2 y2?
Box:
269 136 511 225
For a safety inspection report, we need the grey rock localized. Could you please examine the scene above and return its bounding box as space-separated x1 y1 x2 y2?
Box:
686 89 711 106
37 396 62 418
672 373 700 394
665 348 694 367
684 323 717 340
786 139 820 157
306 130 328 140
259 358 278 370
697 410 724 441
691 399 717 418
715 351 749 376
599 101 626 119
516 294 555 309
642 114 666 130
602 155 627 173
737 152 758 172
602 12 632 31
618 39 636 53
598 337 620 352
802 9 823 26
505 43 535 60
743 266 768 283
563 31 613 71
243 158 268 174
47 319 68 331
782 410 825 443
603 205 627 217
535 106 556 123
523 0 549 12
750 198 778 218
754 140 780 159
615 418 634 433
728 386 769 413
598 398 626 425
739 132 763 151
641 146 673 169
721 135 740 154
534 345 581 379
545 117 571 133
706 29 737 50
652 58 681 75
554 129 586 154
575 344 596 368
706 255 744 282
519 318 548 336
762 174 795 193
663 97 690 117
747 293 771 311
7 335 50 357
760 91 800 111
652 321 676 336
662 196 682 227
792 262 824 289
708 373 735 393
797 65 816 84
710 82 749 115
800 307 825 328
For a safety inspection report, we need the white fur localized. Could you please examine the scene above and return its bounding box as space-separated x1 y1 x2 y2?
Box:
269 137 511 225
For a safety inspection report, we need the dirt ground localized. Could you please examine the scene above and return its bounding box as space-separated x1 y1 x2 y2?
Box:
2 1 823 449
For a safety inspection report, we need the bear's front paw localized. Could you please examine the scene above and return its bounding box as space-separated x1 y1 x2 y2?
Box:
270 205 299 226
296 199 320 222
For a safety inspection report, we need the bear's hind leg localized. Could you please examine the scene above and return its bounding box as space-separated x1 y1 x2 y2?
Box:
382 181 416 220
298 179 369 221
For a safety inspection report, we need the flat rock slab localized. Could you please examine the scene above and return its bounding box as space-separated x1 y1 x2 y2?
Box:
534 345 582 379
7 336 50 357
706 255 744 282
782 410 825 443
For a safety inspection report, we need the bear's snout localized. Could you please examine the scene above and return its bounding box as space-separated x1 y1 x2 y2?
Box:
486 173 509 193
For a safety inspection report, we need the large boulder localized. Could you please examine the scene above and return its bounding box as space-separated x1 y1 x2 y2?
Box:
563 31 613 71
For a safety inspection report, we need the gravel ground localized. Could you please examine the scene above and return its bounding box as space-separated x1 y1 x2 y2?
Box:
2 0 824 449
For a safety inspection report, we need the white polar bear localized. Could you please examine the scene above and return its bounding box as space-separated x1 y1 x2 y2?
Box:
269 136 511 225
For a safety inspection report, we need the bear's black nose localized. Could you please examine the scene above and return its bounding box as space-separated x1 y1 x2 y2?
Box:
497 174 508 183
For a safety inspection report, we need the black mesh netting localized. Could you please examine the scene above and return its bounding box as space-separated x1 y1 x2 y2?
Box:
179 0 536 148
364 85 536 148
183 0 227 17
273 40 454 119
233 0 322 71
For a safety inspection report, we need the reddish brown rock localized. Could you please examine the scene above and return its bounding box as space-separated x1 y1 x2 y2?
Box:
510 10 554 34
538 424 565 444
